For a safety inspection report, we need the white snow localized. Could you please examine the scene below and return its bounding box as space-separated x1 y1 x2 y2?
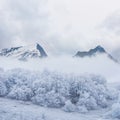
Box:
0 44 45 60
0 97 109 120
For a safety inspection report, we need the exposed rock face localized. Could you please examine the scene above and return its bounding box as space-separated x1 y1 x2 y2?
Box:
36 43 47 58
75 45 118 63
0 43 48 61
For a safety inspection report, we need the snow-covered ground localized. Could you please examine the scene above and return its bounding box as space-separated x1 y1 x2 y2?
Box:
0 97 110 120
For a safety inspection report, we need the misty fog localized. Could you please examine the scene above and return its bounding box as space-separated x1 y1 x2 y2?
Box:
0 55 119 83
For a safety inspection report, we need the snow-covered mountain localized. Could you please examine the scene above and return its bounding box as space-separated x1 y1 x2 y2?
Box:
0 43 47 60
75 45 118 63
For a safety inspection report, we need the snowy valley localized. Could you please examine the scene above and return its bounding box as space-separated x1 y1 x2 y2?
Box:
1 0 120 119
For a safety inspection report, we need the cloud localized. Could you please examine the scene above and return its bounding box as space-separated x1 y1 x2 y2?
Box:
0 54 119 83
95 10 120 60
0 0 49 47
0 0 120 55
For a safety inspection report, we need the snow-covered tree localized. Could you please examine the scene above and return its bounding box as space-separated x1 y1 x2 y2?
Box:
0 68 117 112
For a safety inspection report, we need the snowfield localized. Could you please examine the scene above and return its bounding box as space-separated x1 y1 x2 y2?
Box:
0 68 120 119
0 97 109 120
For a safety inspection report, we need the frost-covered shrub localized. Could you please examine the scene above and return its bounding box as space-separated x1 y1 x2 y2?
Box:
68 75 110 110
7 85 34 101
5 69 28 91
77 96 97 110
107 88 119 100
77 105 88 113
0 68 116 112
0 70 8 96
0 81 7 96
105 94 120 119
106 103 120 119
32 91 65 108
63 100 76 112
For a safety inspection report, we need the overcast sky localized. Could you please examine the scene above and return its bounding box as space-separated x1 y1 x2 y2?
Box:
0 0 120 55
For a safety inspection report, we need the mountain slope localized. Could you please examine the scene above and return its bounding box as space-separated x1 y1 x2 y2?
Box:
0 43 47 60
75 45 118 63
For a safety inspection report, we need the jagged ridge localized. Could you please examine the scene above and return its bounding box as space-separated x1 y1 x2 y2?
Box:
0 43 47 60
75 45 118 63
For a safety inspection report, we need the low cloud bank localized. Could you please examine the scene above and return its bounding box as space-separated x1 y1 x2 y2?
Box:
0 55 119 83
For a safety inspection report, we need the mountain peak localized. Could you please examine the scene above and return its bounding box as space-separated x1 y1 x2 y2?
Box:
0 43 48 61
75 45 106 57
75 45 118 63
36 43 47 57
93 45 106 53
